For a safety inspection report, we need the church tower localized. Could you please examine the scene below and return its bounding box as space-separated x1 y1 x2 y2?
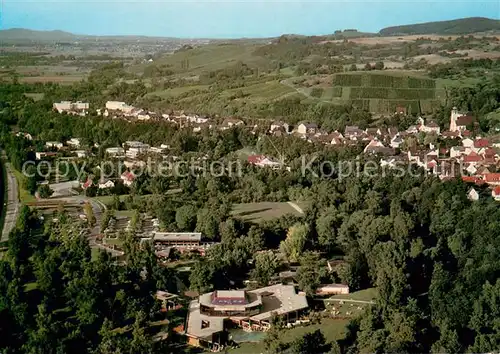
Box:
450 107 464 132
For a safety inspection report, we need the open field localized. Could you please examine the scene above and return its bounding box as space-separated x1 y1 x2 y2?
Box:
24 93 45 101
231 202 304 222
146 85 210 98
287 71 443 113
230 318 349 353
129 43 274 76
10 168 35 203
325 34 500 46
220 81 296 102
331 288 377 301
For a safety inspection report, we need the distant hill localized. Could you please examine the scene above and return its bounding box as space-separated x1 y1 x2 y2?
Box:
0 28 77 41
0 28 190 43
379 17 500 36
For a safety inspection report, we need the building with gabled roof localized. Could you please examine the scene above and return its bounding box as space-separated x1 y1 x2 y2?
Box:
492 186 500 201
484 173 500 185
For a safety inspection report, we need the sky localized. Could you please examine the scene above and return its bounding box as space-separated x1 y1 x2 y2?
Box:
1 0 499 38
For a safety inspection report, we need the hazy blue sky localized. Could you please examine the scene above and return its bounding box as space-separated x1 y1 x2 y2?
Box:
2 0 499 38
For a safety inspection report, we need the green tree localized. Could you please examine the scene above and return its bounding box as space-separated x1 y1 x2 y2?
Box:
175 205 198 231
37 184 53 199
251 251 280 286
290 329 329 354
279 223 308 262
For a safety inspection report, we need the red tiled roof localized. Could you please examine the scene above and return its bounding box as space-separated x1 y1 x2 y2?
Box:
493 186 500 196
484 173 500 183
474 138 490 148
462 176 485 185
482 157 496 165
484 148 496 157
461 130 471 137
463 153 483 163
247 155 265 164
82 178 93 189
121 171 135 181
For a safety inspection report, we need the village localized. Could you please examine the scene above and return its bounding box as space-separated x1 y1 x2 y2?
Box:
50 99 500 202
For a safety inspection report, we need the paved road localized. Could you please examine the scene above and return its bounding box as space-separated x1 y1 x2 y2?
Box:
1 162 19 242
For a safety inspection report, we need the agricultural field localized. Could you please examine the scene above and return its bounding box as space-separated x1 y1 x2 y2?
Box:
220 81 296 103
146 84 210 98
128 42 274 77
290 71 443 114
231 202 304 222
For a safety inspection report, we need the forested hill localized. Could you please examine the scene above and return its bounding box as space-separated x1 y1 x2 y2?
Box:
379 17 500 36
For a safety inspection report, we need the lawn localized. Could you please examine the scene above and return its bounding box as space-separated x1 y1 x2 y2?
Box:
229 318 349 354
114 210 136 218
10 167 36 203
231 202 304 223
24 93 45 101
330 287 377 301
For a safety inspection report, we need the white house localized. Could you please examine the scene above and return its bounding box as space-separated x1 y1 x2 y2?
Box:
450 146 466 158
105 101 135 114
53 101 89 115
98 180 115 189
105 147 125 156
297 123 318 135
247 155 282 170
66 138 81 148
390 135 403 149
45 141 63 149
450 107 474 132
74 150 87 158
363 139 384 153
492 186 500 201
16 132 33 140
221 118 244 130
121 171 136 187
315 284 349 295
420 121 440 135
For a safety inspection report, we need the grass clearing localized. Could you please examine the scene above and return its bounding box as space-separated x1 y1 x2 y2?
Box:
331 287 377 301
10 167 35 203
231 202 303 223
221 81 295 102
24 93 45 101
230 318 349 353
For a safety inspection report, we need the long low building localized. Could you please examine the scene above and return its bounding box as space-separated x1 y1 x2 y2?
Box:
153 232 202 246
185 284 309 350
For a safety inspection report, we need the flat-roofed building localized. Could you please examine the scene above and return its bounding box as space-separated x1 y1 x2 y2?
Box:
53 101 89 115
153 232 202 247
185 284 309 350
